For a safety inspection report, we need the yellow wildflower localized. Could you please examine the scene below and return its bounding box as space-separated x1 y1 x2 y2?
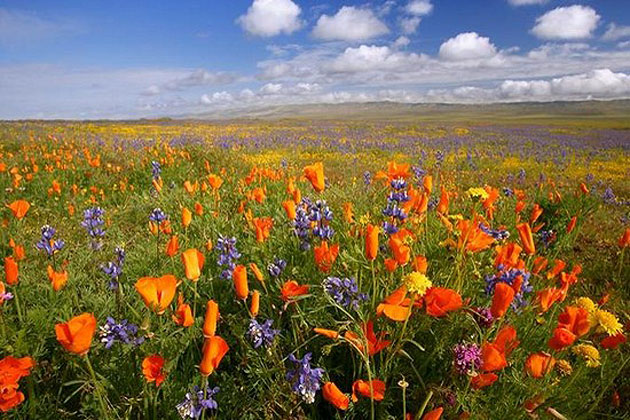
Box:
403 272 432 296
572 344 601 368
467 187 489 200
575 297 596 314
592 309 623 336
555 359 573 376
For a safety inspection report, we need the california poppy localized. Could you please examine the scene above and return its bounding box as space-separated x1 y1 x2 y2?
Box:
4 257 18 286
516 223 535 255
203 300 219 337
142 354 165 386
303 162 325 192
7 200 30 220
424 287 462 317
47 265 68 291
181 248 205 281
313 241 339 273
281 280 309 302
55 313 97 355
567 216 577 233
436 186 449 215
282 200 296 220
165 235 179 257
232 265 249 300
351 379 386 402
249 263 264 286
422 407 444 420
530 204 543 225
322 382 349 410
250 290 260 317
619 228 630 248
601 333 626 350
0 355 35 412
181 207 192 228
389 237 410 265
252 217 273 243
365 224 379 261
135 275 177 314
345 321 391 356
494 243 522 270
314 328 340 340
525 352 555 378
481 326 519 372
172 294 194 327
491 283 515 318
471 372 498 389
200 336 229 376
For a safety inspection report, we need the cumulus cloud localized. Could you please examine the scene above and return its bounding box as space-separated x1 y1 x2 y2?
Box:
143 70 239 95
0 8 81 46
400 17 421 34
602 23 630 42
405 0 433 16
507 0 548 6
329 45 426 73
237 0 302 37
312 6 389 42
393 36 411 49
439 32 497 61
531 5 600 40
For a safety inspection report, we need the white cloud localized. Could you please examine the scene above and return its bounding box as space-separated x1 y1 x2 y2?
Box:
393 36 411 49
0 8 81 45
531 5 600 40
312 6 389 42
439 32 497 61
201 91 234 104
260 82 283 95
602 23 630 42
507 0 548 6
237 0 302 37
329 45 426 73
400 17 421 34
405 0 433 16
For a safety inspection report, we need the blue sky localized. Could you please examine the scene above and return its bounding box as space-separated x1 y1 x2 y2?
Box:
1 0 629 118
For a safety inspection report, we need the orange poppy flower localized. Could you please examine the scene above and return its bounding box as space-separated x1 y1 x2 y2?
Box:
142 354 165 386
516 223 535 255
165 235 179 257
0 355 35 412
55 313 97 355
481 326 519 372
4 257 18 286
47 265 68 291
11 242 25 261
7 200 30 220
207 174 223 190
322 382 349 410
515 200 526 214
436 186 449 215
344 321 391 356
314 328 340 340
483 186 500 220
384 258 398 272
424 287 462 317
546 259 566 280
548 327 576 350
423 175 433 195
303 162 325 192
601 333 626 350
249 263 264 285
376 285 421 321
456 219 495 253
525 353 555 378
342 202 354 224
532 256 548 274
494 243 522 269
567 216 577 233
135 274 177 314
351 379 386 402
232 265 249 300
199 336 229 376
282 199 296 220
365 224 379 261
181 248 205 281
172 294 194 327
389 237 410 265
313 241 339 273
491 283 515 318
281 280 309 302
376 161 411 181
252 217 273 242
250 290 260 317
536 287 563 313
203 300 219 337
422 407 444 420
557 306 590 336
181 207 192 228
529 204 543 225
619 228 630 248
471 372 498 389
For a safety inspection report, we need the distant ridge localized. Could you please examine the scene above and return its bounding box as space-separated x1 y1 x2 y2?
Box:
181 99 630 123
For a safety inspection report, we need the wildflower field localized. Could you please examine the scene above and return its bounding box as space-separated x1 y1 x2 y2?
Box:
0 119 628 419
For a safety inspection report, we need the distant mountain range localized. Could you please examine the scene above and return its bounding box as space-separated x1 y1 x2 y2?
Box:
181 99 630 124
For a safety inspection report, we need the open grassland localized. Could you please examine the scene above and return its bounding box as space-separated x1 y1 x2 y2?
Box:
0 119 628 419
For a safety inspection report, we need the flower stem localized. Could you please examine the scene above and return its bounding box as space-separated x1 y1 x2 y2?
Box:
84 354 110 419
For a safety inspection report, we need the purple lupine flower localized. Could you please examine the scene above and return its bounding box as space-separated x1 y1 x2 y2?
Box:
427 196 439 211
99 317 144 349
35 225 65 256
382 221 399 235
502 187 514 197
453 343 482 375
81 207 105 250
363 171 372 186
485 267 533 309
479 223 510 240
518 168 526 183
390 177 407 191
216 235 240 279
538 230 556 248
0 291 14 303
101 247 125 290
286 352 325 404
292 198 334 248
176 386 219 419
435 150 445 167
247 319 280 349
151 161 161 180
267 257 286 277
602 187 616 204
149 208 167 223
471 307 494 328
323 276 367 310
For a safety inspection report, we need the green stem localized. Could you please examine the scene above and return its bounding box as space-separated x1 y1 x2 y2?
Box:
415 390 433 420
84 354 110 420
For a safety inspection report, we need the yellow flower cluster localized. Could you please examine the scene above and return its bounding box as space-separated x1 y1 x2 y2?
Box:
404 272 432 296
572 344 601 368
467 187 489 200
